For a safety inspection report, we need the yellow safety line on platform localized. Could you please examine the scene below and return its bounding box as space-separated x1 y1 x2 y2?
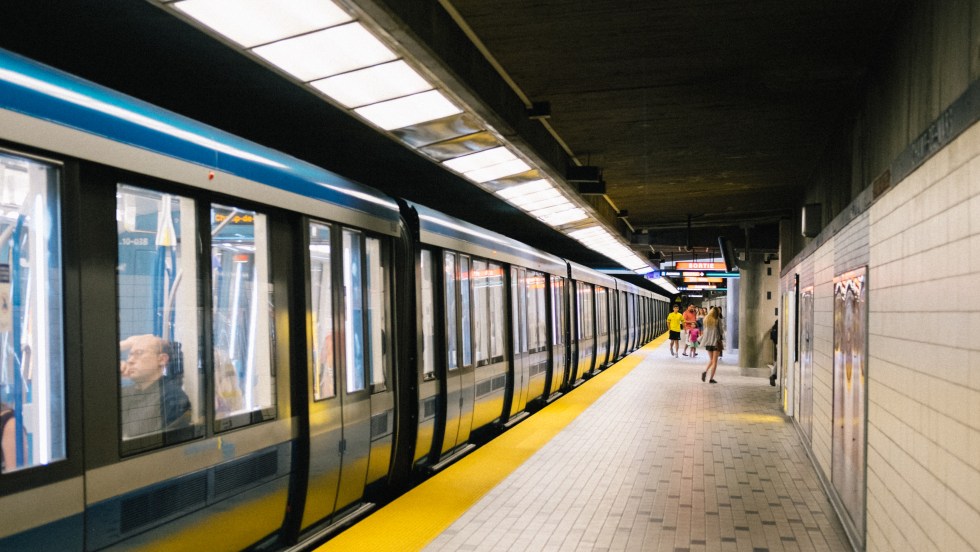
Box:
318 333 667 552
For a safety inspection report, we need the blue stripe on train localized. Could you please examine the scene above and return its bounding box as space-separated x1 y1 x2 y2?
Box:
0 48 400 223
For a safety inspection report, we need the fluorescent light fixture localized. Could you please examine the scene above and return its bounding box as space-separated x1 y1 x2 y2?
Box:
444 147 516 173
253 22 397 81
464 160 531 183
495 179 553 200
510 190 564 210
529 202 576 217
443 147 530 183
569 226 650 271
652 277 679 294
537 208 587 227
174 0 352 48
311 60 432 108
355 90 462 130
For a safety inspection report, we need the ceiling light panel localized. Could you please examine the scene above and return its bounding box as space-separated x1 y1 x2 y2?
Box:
174 0 352 48
538 208 587 227
354 90 462 130
464 159 531 183
443 146 516 173
389 112 485 147
311 60 431 108
418 132 500 162
253 22 397 82
496 179 553 200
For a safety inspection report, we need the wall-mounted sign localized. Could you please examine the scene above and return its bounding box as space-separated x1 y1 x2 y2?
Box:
683 277 724 283
676 261 726 271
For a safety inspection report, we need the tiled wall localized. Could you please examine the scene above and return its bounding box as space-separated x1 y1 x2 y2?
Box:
783 121 980 550
864 122 980 551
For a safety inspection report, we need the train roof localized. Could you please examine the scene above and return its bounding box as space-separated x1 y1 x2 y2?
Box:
0 48 400 226
567 260 618 288
409 201 567 275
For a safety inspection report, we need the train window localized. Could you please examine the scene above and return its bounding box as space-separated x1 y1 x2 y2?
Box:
487 262 504 361
533 273 547 351
117 184 202 452
343 229 366 393
551 277 565 346
309 222 334 400
444 252 457 370
472 259 488 365
0 154 65 473
525 271 539 352
578 283 594 340
459 256 472 368
527 271 547 353
596 287 608 337
512 268 527 354
420 250 436 380
211 203 275 429
366 237 388 391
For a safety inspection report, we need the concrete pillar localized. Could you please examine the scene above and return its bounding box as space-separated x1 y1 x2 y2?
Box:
737 252 772 377
726 278 739 352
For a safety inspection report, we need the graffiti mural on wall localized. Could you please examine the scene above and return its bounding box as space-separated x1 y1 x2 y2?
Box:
832 267 867 538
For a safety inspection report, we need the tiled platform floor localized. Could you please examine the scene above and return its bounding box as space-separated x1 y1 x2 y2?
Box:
424 341 852 552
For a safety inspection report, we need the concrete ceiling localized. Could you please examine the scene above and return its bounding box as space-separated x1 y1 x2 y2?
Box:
0 0 906 278
433 0 904 251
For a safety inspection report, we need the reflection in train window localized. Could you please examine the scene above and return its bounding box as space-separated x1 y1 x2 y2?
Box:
366 237 388 391
596 287 609 337
309 222 334 400
117 185 202 451
527 271 547 353
343 229 365 393
459 256 472 368
578 283 594 340
472 259 488 365
444 252 457 370
551 277 565 346
488 263 504 361
0 153 65 473
526 272 539 353
211 203 274 427
420 250 435 379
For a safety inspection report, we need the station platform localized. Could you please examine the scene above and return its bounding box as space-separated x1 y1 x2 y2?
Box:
317 336 852 552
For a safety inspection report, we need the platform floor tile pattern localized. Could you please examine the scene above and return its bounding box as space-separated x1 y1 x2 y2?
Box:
424 343 852 552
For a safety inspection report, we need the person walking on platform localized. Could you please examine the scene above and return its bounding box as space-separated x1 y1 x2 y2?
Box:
682 305 697 356
700 307 724 383
667 304 684 357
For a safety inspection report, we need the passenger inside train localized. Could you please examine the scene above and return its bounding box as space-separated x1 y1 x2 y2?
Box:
119 334 190 439
0 402 16 473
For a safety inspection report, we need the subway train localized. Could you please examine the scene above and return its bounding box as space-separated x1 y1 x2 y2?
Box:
0 48 669 550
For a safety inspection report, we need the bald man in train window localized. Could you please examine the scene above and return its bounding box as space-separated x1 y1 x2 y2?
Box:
119 334 191 439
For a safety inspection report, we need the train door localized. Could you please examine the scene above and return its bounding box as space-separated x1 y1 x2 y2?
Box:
609 290 621 361
439 252 475 455
546 276 566 395
573 282 595 381
508 267 530 415
333 229 372 512
618 292 628 358
524 270 548 404
414 250 438 466
303 221 343 528
594 286 609 370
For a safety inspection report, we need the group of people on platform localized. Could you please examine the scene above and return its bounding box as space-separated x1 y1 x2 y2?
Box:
666 304 725 383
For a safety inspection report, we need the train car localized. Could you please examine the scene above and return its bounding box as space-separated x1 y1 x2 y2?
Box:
404 203 569 472
0 48 667 550
0 45 412 551
566 261 616 383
